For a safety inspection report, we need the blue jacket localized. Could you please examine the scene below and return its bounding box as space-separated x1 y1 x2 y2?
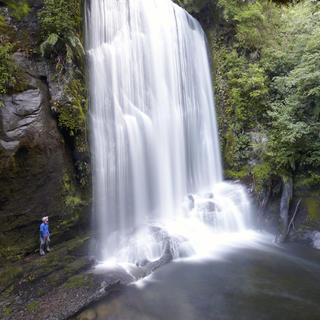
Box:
40 222 50 239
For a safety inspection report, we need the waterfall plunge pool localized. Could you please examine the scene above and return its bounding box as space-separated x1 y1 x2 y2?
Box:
76 240 320 320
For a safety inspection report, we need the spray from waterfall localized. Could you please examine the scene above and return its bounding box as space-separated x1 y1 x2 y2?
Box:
86 0 253 264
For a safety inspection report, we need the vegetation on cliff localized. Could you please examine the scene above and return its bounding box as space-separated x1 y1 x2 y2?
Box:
180 0 319 181
38 0 89 188
180 0 320 235
0 1 30 97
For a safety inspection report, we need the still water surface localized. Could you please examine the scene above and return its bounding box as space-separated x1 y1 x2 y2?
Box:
80 241 320 320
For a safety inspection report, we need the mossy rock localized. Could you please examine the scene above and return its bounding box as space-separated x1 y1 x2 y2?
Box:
26 300 39 313
0 266 23 288
302 195 320 226
63 274 93 289
225 165 251 180
2 304 13 317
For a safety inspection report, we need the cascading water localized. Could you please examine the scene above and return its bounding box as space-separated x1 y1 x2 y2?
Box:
86 0 254 264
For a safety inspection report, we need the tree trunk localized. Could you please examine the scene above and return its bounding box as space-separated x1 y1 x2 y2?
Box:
277 175 293 243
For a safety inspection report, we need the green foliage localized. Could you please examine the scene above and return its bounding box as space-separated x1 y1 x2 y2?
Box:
2 305 12 317
38 0 89 191
56 78 87 136
0 43 16 96
264 0 320 173
174 0 209 13
38 0 81 38
303 195 320 222
225 165 250 180
62 173 87 211
225 126 251 169
222 49 268 125
253 163 272 192
26 300 39 313
7 0 30 20
0 1 30 25
40 33 59 57
0 266 23 287
212 0 320 190
38 0 82 59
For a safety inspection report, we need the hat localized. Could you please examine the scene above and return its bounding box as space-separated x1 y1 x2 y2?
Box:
42 216 49 222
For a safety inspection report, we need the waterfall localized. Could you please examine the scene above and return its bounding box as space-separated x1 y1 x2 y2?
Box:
86 0 251 263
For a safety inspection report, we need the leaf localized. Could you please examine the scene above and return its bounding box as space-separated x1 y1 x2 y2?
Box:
40 33 59 57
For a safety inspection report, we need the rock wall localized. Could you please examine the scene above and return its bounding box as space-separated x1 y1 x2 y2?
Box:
0 0 90 265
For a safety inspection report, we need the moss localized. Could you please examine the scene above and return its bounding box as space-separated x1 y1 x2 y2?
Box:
37 288 46 297
2 284 14 299
0 245 25 266
38 250 62 269
2 305 13 317
0 42 16 96
66 235 90 253
49 275 60 285
295 172 320 189
0 266 23 287
63 257 91 275
60 173 88 224
25 272 36 282
224 127 236 168
26 300 39 313
63 274 92 289
56 78 87 137
253 162 273 192
225 165 250 180
303 196 320 222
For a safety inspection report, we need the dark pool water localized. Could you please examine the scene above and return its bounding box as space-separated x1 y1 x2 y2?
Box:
79 241 320 320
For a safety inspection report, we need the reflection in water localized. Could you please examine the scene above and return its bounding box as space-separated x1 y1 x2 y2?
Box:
77 242 320 320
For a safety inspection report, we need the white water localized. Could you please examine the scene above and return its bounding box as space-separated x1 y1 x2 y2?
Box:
86 0 255 265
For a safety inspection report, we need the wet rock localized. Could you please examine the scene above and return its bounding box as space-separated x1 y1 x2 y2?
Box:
198 200 216 213
96 304 112 318
307 231 320 250
76 309 97 320
136 259 150 267
1 89 41 145
187 194 195 210
203 192 214 199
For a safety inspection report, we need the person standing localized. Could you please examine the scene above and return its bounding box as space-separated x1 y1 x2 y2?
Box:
40 216 50 256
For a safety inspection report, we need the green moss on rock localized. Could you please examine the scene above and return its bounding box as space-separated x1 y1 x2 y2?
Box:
225 165 250 180
63 274 93 289
0 266 23 288
303 196 320 223
253 163 272 192
26 300 39 313
2 304 13 317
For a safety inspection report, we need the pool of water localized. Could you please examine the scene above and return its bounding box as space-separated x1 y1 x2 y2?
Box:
78 240 320 320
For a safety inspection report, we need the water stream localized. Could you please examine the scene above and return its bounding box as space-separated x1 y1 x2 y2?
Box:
78 242 320 320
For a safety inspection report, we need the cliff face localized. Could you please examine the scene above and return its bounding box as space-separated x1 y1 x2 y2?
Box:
0 0 90 265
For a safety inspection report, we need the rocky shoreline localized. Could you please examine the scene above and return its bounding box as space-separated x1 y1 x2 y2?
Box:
0 233 174 320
